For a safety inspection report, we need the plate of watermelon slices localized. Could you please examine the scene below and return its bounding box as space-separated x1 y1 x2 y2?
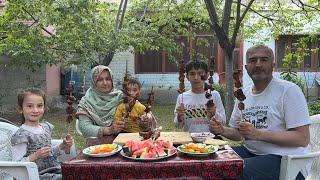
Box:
120 148 177 161
120 139 178 161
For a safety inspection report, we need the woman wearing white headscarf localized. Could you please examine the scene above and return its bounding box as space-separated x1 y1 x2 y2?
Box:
76 65 125 137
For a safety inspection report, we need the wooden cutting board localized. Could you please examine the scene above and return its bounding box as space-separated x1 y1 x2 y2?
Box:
113 132 193 145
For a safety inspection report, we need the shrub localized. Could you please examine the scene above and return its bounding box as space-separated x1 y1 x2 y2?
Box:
308 100 320 116
280 70 305 91
213 84 226 106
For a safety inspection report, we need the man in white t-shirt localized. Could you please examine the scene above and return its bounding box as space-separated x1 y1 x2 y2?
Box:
174 60 226 133
209 44 310 180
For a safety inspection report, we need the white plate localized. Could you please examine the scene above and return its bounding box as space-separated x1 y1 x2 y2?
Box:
177 143 218 156
120 148 177 161
190 132 215 138
83 144 122 157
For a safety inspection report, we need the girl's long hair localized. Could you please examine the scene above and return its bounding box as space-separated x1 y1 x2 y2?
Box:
17 87 47 124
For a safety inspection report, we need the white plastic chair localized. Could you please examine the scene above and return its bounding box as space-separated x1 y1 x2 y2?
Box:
0 120 77 179
75 119 83 136
0 161 39 180
0 121 40 180
279 114 320 180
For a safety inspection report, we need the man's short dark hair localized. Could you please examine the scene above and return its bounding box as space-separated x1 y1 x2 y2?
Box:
185 60 208 74
246 44 274 63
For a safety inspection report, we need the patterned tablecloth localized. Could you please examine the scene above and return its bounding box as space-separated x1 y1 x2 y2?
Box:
62 135 243 180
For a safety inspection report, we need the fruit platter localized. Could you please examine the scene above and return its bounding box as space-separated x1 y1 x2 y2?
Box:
120 138 177 161
177 143 218 156
83 143 122 157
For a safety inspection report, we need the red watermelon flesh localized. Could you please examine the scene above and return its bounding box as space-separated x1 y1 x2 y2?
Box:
156 139 164 147
142 138 153 149
125 140 134 150
156 139 173 148
155 145 167 157
132 147 148 157
131 141 144 152
168 148 177 155
149 148 157 155
162 141 173 148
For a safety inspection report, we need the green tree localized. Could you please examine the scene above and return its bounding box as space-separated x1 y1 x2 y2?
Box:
0 0 213 70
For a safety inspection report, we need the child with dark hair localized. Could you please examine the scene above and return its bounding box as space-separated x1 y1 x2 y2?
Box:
113 78 157 133
11 87 73 180
174 60 226 133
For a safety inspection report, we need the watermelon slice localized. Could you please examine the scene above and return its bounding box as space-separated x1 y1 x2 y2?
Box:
156 139 173 148
131 141 144 152
168 148 177 155
142 138 153 149
125 140 134 151
132 147 148 157
155 145 167 157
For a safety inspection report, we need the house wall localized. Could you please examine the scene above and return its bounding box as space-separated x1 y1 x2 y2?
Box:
107 50 220 104
45 64 64 105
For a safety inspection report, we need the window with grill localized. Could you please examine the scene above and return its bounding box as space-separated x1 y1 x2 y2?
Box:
275 35 319 71
135 35 217 73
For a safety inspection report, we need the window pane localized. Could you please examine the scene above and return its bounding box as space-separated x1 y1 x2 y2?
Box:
290 37 300 67
303 40 312 68
164 54 178 72
276 36 286 68
136 51 162 73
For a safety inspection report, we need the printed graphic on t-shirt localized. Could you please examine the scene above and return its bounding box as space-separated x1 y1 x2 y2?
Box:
186 108 208 124
242 106 269 129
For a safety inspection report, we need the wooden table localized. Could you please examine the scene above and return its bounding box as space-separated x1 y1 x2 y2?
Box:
62 134 243 180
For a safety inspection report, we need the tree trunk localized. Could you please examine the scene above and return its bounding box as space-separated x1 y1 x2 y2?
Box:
224 50 234 122
100 51 114 66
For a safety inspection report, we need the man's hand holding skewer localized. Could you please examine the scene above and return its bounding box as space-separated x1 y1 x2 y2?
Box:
237 121 259 140
209 120 224 135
